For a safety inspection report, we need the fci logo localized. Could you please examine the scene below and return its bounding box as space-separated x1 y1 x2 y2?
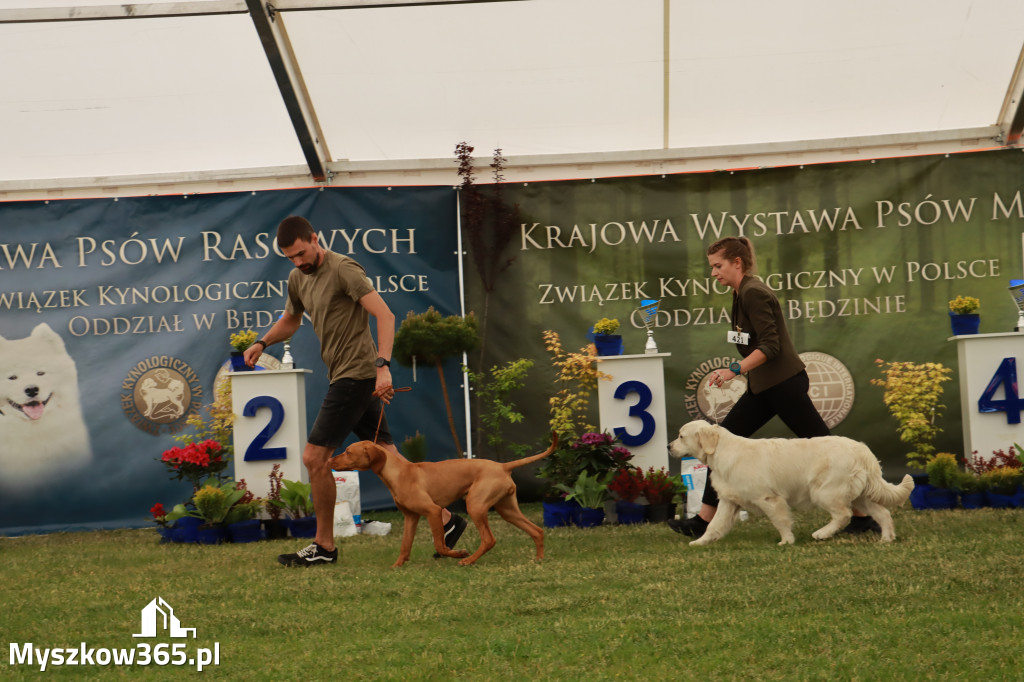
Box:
133 597 196 639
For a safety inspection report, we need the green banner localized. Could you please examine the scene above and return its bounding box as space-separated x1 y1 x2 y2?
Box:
464 149 1024 475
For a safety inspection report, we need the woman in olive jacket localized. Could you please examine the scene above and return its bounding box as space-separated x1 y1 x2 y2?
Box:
669 236 880 538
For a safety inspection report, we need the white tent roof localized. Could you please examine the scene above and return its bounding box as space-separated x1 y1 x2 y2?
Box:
1 0 1023 196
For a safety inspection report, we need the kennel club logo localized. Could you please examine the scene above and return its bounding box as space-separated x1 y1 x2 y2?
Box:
121 356 202 435
683 351 854 428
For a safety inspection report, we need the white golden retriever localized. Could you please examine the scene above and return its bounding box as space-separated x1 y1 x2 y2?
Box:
669 420 914 545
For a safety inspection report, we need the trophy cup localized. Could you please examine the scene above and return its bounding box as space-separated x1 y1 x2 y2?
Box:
637 299 661 354
281 338 295 369
1009 281 1024 332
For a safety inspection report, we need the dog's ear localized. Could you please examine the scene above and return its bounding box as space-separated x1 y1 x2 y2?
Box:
697 424 719 458
366 442 387 471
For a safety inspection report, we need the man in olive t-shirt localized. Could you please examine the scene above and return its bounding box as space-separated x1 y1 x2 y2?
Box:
245 216 466 566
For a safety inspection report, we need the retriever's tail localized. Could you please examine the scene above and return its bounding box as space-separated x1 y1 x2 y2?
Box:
865 473 915 508
502 433 559 472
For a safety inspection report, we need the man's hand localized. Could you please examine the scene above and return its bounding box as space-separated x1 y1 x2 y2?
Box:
374 367 395 404
243 343 263 368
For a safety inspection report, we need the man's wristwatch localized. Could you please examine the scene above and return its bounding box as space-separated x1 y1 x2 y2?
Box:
253 339 268 350
374 357 391 368
729 361 742 374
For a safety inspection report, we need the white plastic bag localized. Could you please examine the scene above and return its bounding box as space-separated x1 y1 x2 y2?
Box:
678 457 708 519
333 471 361 536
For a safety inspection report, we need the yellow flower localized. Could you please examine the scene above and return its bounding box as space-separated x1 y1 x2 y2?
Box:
948 295 979 315
229 329 258 351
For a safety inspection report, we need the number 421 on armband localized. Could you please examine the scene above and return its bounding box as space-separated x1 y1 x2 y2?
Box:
978 358 1024 424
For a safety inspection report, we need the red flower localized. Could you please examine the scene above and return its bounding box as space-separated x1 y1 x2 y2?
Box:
150 503 166 519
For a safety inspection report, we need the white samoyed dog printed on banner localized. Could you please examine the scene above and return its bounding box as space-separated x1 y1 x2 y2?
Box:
0 323 92 490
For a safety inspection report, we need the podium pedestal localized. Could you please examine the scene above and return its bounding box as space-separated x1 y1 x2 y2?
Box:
950 332 1024 463
230 368 311 499
596 353 671 471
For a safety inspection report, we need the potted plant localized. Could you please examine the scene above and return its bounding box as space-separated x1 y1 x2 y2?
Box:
159 439 230 494
923 453 959 509
269 478 316 537
148 503 174 543
224 479 264 543
191 481 247 544
592 317 622 356
642 467 683 523
555 471 611 527
948 295 981 335
537 430 632 527
263 463 288 539
979 467 1022 508
392 307 480 457
871 359 953 483
954 467 987 509
229 328 258 371
402 431 428 463
608 467 646 524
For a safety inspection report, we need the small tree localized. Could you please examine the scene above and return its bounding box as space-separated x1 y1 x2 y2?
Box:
393 307 479 456
543 330 608 443
871 359 953 469
465 358 534 461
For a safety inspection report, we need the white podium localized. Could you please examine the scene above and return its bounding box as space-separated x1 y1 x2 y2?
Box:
950 332 1024 464
230 368 311 499
596 353 671 471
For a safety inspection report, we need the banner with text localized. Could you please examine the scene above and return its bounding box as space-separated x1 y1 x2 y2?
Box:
0 187 459 533
464 149 1024 474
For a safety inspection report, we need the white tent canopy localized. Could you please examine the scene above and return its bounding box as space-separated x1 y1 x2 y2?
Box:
1 0 1023 197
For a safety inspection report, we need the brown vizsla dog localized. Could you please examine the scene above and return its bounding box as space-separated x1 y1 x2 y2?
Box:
329 435 557 566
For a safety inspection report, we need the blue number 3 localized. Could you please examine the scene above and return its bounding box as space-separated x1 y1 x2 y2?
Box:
242 395 288 460
613 380 656 446
978 357 1023 425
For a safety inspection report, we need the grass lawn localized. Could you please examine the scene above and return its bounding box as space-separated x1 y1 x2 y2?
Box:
2 504 1023 680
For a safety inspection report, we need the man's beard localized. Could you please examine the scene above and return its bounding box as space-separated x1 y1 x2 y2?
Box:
298 262 317 275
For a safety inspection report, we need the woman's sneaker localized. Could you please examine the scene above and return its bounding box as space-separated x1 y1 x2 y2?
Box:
667 515 709 538
277 542 338 567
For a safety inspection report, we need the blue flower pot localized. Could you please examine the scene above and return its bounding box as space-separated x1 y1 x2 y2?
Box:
909 474 932 510
542 500 577 528
575 507 606 528
229 352 251 372
987 490 1018 508
615 500 646 525
593 334 623 356
156 526 174 543
197 524 228 545
289 516 317 538
949 312 980 335
227 518 263 543
924 488 958 510
960 491 987 509
171 516 201 543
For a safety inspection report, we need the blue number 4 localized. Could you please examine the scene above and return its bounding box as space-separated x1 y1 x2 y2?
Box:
978 357 1023 425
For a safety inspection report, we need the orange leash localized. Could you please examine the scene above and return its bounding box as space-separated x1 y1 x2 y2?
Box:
373 385 411 444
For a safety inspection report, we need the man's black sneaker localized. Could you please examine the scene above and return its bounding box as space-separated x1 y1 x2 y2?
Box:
842 516 882 535
667 515 709 539
277 542 338 567
434 513 468 558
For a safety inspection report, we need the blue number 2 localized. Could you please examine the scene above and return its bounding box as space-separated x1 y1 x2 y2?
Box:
978 357 1024 425
242 395 287 460
613 380 656 446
